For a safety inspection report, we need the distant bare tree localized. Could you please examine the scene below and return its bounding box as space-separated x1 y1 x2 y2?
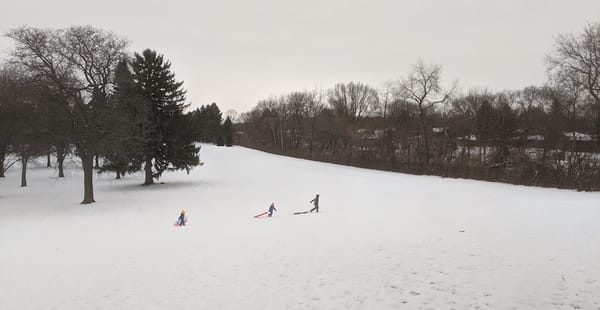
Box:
286 91 310 149
547 22 600 145
451 89 491 158
548 68 585 153
379 82 395 159
394 61 452 166
328 82 380 123
306 89 325 158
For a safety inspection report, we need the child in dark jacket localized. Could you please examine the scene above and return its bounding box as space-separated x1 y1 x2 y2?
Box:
309 194 320 213
268 203 277 217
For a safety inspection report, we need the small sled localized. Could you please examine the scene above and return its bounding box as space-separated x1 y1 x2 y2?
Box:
293 211 310 215
253 211 269 218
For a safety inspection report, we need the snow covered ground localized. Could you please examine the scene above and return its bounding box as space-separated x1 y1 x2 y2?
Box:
1 145 600 310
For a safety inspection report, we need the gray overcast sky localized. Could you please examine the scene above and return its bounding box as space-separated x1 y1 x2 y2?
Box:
1 0 599 113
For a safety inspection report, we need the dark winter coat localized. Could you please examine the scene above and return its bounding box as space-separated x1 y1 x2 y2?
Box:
310 195 319 206
269 204 277 212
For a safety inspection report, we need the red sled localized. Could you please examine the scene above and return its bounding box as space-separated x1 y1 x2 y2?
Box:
253 211 269 218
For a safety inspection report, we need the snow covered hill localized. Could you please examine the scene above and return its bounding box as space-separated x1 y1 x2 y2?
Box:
1 145 600 309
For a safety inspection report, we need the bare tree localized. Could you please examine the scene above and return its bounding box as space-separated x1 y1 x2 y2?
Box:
451 89 491 158
379 81 395 159
6 26 128 204
286 91 309 150
548 68 585 154
306 89 325 158
547 22 600 145
0 65 27 178
328 82 380 123
394 61 452 166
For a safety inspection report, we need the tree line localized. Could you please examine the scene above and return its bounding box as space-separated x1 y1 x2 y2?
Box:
0 26 233 204
238 22 600 190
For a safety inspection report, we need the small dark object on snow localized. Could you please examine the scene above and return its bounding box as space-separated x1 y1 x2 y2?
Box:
268 203 277 217
309 194 320 213
459 230 465 233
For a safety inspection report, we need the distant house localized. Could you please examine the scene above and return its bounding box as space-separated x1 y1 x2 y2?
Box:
458 135 477 141
526 135 544 141
563 132 593 141
356 128 382 140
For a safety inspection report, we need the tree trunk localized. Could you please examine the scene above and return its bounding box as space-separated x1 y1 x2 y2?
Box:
57 152 65 178
94 154 100 169
21 154 28 187
280 121 284 152
116 170 121 179
596 104 600 152
483 144 487 162
416 129 421 166
309 117 316 159
420 114 430 167
56 143 66 178
571 105 577 155
47 151 51 167
81 153 95 204
143 159 154 185
0 150 5 178
381 101 387 160
406 140 411 166
332 138 337 158
270 127 277 146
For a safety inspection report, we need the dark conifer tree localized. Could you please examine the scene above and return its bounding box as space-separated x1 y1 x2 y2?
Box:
216 134 225 146
222 116 234 146
203 103 223 143
99 60 146 179
131 49 200 185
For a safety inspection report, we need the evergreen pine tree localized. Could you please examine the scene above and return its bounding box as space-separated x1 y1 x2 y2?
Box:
99 60 146 179
222 116 234 146
200 103 223 143
131 49 200 185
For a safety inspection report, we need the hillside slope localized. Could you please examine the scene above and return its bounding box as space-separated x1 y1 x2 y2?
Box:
1 145 599 309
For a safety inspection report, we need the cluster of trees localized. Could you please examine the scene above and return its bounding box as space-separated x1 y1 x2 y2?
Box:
188 103 234 147
0 26 224 203
238 22 600 190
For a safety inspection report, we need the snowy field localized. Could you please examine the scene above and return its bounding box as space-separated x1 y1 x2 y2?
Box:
1 145 600 310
